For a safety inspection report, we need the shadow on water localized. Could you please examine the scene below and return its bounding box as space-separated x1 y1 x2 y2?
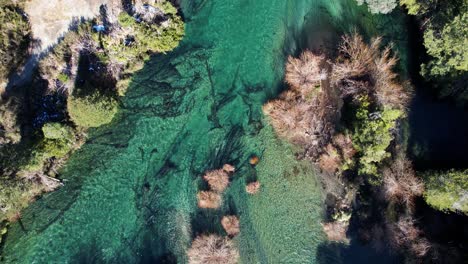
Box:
316 241 402 264
405 15 468 170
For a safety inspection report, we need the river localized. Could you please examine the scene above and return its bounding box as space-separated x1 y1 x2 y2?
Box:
1 1 411 263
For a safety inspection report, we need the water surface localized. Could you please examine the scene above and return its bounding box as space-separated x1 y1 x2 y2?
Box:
1 1 409 263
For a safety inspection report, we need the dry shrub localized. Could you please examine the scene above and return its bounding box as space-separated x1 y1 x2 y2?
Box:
203 169 229 193
285 51 326 91
332 133 356 161
411 237 431 257
221 216 240 236
383 157 424 210
245 181 261 195
318 144 342 174
222 164 235 173
197 191 222 209
333 34 378 81
388 216 431 257
321 221 350 244
263 68 341 158
333 34 410 110
187 234 239 264
373 46 411 110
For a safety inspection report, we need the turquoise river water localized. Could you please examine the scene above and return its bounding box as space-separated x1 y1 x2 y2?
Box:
1 0 409 263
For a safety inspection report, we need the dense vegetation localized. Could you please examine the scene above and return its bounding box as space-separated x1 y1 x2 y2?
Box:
358 0 468 104
263 33 439 258
0 0 184 244
423 169 468 214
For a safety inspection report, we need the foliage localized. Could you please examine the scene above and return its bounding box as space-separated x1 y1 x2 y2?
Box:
187 234 239 264
352 97 402 183
0 96 21 144
67 92 118 128
422 169 468 214
103 6 184 63
0 3 30 85
356 0 398 14
421 13 468 76
401 0 468 104
42 122 73 140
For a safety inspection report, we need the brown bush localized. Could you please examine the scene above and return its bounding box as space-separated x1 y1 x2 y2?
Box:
203 169 229 193
332 133 356 161
411 237 431 257
221 216 240 236
245 181 260 195
285 51 326 91
321 221 350 244
222 164 235 173
332 34 378 82
383 157 424 210
187 234 239 264
388 216 431 257
318 144 342 174
332 34 411 110
197 191 222 209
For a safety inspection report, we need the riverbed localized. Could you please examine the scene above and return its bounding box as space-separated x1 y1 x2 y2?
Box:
1 1 411 263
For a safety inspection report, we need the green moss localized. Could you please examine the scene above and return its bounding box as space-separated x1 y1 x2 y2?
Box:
67 92 118 128
423 169 468 214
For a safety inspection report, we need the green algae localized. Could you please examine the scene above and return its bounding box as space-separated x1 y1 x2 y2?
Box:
1 0 411 263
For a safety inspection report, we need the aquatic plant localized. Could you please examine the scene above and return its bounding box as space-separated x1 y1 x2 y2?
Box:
187 234 239 264
221 216 240 237
197 191 222 209
203 169 230 193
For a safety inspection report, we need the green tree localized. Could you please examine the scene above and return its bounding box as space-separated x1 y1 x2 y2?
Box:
352 98 403 184
423 169 468 214
67 92 118 128
422 13 468 76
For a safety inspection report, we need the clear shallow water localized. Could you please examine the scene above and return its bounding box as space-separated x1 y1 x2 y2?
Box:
1 1 409 263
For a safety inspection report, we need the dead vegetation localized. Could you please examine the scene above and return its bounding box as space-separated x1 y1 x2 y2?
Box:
221 216 240 237
383 157 424 210
245 181 260 195
321 221 350 244
388 216 431 257
264 32 428 258
203 169 229 193
187 234 239 264
197 191 222 209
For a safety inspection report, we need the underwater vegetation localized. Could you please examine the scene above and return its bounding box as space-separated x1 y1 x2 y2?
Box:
0 0 467 263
